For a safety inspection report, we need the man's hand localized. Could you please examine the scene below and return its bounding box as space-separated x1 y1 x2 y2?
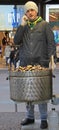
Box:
49 61 56 70
49 55 56 70
21 15 28 26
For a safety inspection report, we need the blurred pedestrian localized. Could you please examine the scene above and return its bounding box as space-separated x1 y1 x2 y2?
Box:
9 46 15 69
0 45 2 58
2 31 9 57
4 39 11 66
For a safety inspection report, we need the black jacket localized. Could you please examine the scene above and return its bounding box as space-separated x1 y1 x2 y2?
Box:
14 19 56 67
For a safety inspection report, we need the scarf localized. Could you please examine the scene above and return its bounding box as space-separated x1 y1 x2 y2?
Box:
27 16 42 29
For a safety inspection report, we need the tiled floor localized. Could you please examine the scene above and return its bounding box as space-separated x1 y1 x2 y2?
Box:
0 112 59 130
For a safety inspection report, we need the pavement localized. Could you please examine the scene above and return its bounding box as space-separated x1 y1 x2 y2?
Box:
0 112 59 130
0 112 41 130
0 57 59 130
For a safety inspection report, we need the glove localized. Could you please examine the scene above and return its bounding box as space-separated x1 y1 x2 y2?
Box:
16 60 20 68
49 55 56 70
21 15 28 26
49 61 56 70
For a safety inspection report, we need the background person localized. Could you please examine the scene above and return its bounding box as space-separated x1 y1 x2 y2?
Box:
9 46 15 70
4 38 11 66
13 46 20 68
0 45 2 58
2 31 9 57
14 1 57 129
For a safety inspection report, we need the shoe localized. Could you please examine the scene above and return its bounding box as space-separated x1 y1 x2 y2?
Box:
21 118 34 125
40 120 48 129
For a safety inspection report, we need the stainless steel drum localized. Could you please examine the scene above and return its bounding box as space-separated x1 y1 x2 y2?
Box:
9 69 52 103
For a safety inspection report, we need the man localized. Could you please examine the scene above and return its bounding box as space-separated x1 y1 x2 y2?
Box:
14 1 56 129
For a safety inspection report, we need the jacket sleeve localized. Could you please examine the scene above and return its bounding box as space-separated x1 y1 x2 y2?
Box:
45 22 57 63
14 25 25 45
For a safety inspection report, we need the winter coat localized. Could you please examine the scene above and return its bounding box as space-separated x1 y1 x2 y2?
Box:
14 19 56 67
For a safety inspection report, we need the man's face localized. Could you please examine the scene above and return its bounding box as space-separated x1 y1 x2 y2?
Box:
26 9 38 21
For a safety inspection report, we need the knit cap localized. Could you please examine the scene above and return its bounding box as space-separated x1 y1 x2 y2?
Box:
24 1 38 13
